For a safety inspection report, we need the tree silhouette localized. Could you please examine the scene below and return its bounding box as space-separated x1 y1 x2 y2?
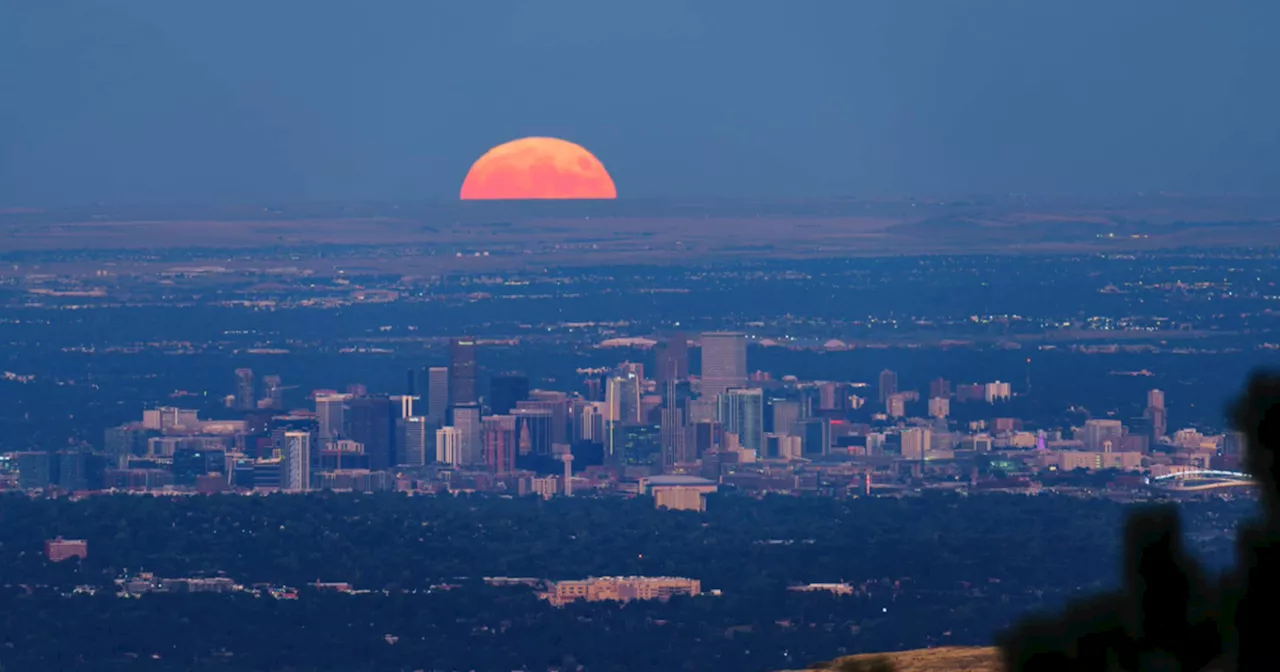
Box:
998 370 1280 671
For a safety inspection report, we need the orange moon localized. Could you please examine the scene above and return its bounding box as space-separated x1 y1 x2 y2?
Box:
460 137 617 200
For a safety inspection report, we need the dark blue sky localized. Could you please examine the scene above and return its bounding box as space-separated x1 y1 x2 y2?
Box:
1 0 1277 205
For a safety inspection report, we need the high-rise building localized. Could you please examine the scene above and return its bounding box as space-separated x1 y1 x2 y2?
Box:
234 369 256 410
929 377 951 400
955 384 985 403
1082 419 1125 452
699 332 747 400
345 396 394 471
901 427 930 461
1147 389 1165 409
985 381 1012 403
490 374 530 415
818 382 847 411
449 338 478 407
691 420 721 458
655 332 689 384
512 407 554 457
407 366 429 397
262 375 284 409
659 380 686 471
426 367 449 425
718 388 764 454
1145 389 1167 439
928 397 950 419
770 399 801 437
583 376 604 402
519 392 570 444
397 416 433 467
878 369 898 403
391 395 418 419
886 393 907 418
315 394 350 446
435 426 463 466
483 415 517 474
575 402 606 443
605 375 642 424
796 417 831 456
452 404 483 465
283 431 311 492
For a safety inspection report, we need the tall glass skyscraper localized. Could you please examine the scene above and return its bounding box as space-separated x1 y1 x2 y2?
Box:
718 387 764 454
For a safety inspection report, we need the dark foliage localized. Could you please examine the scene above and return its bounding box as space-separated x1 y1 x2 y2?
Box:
999 370 1280 671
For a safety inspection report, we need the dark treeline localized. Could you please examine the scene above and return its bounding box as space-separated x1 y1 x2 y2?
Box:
0 492 1244 592
0 491 1256 671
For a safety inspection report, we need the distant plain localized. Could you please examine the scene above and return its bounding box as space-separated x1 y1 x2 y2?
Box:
2 197 1278 275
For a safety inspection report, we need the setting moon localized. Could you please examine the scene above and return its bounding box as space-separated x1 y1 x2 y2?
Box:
460 137 617 200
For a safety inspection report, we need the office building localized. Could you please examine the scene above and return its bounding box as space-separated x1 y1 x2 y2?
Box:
699 332 747 400
262 375 284 409
1082 419 1125 452
878 369 898 403
901 427 931 461
691 420 720 458
718 388 764 454
768 433 803 460
818 382 846 411
345 396 394 471
542 576 701 607
407 366 432 398
435 426 463 466
518 393 570 444
796 417 831 456
490 374 530 415
315 394 350 446
886 393 907 418
659 404 686 470
234 368 255 410
452 404 483 465
283 431 311 492
513 407 555 457
575 402 605 443
391 395 418 419
769 399 801 437
1145 388 1168 440
929 377 951 400
45 538 89 563
654 486 706 512
426 367 449 424
397 416 433 467
985 381 1012 403
483 415 517 474
605 374 642 424
928 397 950 419
449 338 478 407
655 332 689 384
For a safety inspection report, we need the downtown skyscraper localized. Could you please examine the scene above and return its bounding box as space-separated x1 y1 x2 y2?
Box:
699 332 747 400
449 338 478 408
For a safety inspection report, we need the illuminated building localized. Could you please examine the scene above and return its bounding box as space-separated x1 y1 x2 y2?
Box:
542 576 701 607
